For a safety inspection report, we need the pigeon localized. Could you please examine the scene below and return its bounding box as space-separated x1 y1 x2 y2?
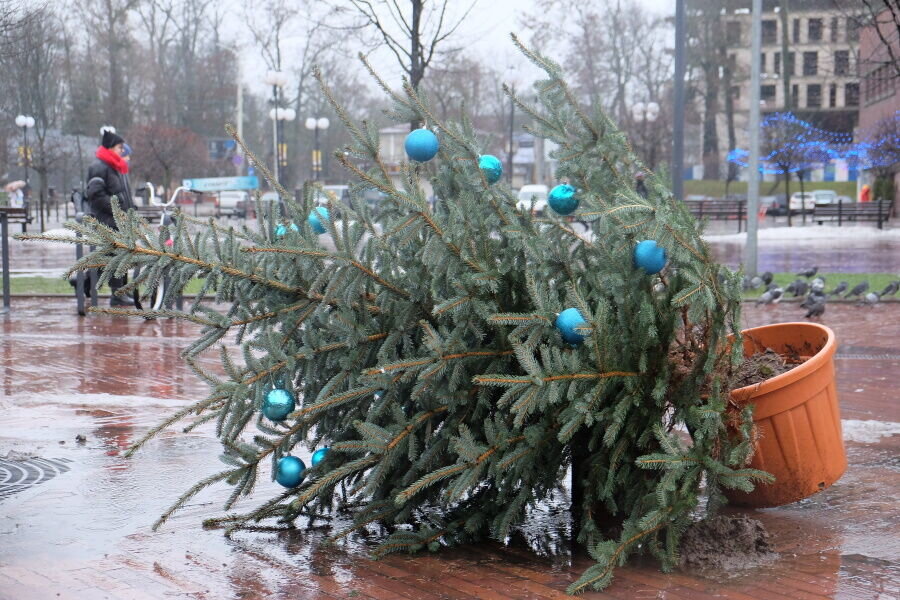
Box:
797 266 818 278
757 287 784 305
801 290 826 308
761 271 774 285
749 276 763 290
828 281 848 296
805 299 826 319
845 281 869 298
792 281 809 297
862 291 881 306
766 282 779 291
741 275 753 290
785 280 801 295
811 277 826 292
879 281 899 297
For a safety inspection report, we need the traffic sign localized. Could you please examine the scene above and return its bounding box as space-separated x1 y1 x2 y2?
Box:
181 176 259 192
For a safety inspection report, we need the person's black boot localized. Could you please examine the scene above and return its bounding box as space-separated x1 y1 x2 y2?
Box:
69 275 91 297
109 276 134 307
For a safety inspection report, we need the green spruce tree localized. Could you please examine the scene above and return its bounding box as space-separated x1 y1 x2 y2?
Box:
25 38 770 593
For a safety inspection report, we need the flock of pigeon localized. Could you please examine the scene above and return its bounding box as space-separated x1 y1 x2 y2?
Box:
744 267 900 319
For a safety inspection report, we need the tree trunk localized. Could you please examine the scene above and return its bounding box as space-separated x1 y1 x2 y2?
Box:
702 66 720 180
799 170 806 225
785 171 792 227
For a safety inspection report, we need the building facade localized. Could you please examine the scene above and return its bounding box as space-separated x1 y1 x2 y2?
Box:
722 1 860 157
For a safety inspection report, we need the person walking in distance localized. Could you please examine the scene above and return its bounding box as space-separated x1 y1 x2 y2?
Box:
635 171 649 199
86 129 135 306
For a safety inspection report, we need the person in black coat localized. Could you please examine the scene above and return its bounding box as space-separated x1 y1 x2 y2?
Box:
86 129 135 306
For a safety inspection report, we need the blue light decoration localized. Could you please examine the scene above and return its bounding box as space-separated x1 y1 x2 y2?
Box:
728 111 900 175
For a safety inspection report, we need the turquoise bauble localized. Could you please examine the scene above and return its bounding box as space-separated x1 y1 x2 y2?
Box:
548 184 578 215
275 223 299 237
308 207 329 234
478 155 503 184
275 456 306 488
405 129 440 162
311 446 329 467
633 240 667 274
555 308 588 345
262 388 295 421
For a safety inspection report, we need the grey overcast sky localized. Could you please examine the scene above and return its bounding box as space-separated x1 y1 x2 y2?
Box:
229 0 675 94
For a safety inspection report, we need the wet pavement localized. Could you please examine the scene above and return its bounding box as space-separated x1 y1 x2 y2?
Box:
1 299 899 599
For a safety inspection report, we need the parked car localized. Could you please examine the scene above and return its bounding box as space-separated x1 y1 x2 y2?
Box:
216 190 250 218
516 184 549 215
812 190 838 205
788 192 816 214
758 195 784 216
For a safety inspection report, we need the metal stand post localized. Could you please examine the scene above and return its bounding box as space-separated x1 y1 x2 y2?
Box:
1 212 10 314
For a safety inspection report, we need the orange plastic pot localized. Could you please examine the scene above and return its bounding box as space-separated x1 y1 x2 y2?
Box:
725 322 846 508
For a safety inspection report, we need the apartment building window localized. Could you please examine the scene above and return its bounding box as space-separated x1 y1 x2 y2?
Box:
792 84 799 108
830 17 839 42
774 52 780 75
834 50 849 76
727 21 741 45
774 52 795 76
762 20 777 45
761 85 776 105
807 84 822 108
848 18 859 42
803 52 818 76
793 18 800 43
829 83 837 108
808 18 823 42
760 52 767 73
731 86 741 100
846 83 859 106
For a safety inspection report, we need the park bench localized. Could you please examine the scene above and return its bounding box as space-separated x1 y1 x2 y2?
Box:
684 198 747 232
0 207 34 313
813 199 894 230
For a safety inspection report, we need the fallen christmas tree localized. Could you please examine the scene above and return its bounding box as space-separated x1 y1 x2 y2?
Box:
26 38 771 593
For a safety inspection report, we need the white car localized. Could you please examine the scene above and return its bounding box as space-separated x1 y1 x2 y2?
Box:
516 185 549 215
812 190 837 205
216 190 250 217
788 192 816 213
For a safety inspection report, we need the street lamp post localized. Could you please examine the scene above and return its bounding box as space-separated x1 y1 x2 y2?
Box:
305 117 330 181
263 70 289 184
269 107 296 184
15 114 35 220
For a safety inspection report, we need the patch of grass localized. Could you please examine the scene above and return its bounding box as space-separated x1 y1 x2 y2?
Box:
10 276 208 296
741 272 897 299
685 180 856 199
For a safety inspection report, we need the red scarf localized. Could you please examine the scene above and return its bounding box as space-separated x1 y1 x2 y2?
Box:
96 146 129 174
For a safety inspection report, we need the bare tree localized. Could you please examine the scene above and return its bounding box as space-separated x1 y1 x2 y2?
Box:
0 7 68 231
128 122 210 193
842 0 900 80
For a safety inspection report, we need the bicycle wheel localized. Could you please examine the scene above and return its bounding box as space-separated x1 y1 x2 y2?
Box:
151 277 167 311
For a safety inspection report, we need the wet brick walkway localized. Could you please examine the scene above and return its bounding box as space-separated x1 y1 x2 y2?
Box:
0 299 898 599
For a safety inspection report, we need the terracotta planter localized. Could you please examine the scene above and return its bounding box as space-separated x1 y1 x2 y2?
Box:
726 322 846 508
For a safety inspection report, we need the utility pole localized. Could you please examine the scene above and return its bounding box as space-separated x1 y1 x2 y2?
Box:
672 0 686 201
508 83 515 185
745 0 763 276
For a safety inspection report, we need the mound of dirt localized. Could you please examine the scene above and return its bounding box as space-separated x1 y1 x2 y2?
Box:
729 348 796 389
679 515 777 571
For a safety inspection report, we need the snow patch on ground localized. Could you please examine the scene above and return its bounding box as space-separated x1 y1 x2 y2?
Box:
841 419 900 444
704 226 900 244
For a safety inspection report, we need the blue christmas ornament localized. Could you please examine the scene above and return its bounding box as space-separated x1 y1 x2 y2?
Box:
311 446 329 467
308 207 329 234
633 240 667 274
275 223 299 237
478 155 503 184
555 308 589 345
262 388 295 421
275 456 306 488
404 129 440 162
548 184 579 215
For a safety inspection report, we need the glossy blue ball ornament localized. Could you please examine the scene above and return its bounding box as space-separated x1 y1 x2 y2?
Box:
478 155 503 184
311 446 329 467
405 129 440 162
308 206 329 234
275 456 306 488
548 184 578 215
555 308 588 345
262 388 295 421
633 240 667 274
275 223 299 237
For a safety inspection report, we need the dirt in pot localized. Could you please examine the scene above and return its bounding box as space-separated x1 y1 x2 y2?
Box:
729 348 799 389
679 515 777 572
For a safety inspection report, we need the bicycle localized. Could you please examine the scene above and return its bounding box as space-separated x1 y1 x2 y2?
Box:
146 183 187 311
